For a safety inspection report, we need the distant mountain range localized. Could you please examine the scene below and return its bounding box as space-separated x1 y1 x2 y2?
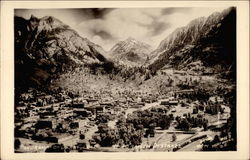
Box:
109 37 153 66
14 7 236 90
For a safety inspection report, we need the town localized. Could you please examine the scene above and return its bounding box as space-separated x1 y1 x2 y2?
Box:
14 86 234 152
13 6 237 153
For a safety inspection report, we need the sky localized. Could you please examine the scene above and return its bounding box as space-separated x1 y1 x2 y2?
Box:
15 7 229 51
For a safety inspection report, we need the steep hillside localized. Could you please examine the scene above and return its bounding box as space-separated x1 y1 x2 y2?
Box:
148 7 236 80
15 15 110 90
110 37 153 66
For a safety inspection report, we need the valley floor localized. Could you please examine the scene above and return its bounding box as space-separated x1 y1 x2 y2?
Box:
14 69 236 152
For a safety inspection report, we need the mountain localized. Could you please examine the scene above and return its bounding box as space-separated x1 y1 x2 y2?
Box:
15 15 110 89
14 7 236 93
148 7 236 79
110 37 153 66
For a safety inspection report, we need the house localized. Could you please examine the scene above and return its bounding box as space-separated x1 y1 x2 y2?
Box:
175 89 195 97
73 98 88 105
209 96 224 104
171 109 176 112
168 100 178 106
117 98 127 104
16 106 26 111
131 104 143 109
87 99 99 106
78 120 88 128
65 98 72 104
70 103 85 109
160 99 169 105
114 106 122 112
137 102 145 106
58 109 73 118
38 111 56 119
95 106 105 114
69 122 79 129
137 97 142 103
43 133 73 143
100 102 113 107
20 93 33 101
35 120 53 129
84 105 97 114
73 108 90 118
76 141 89 151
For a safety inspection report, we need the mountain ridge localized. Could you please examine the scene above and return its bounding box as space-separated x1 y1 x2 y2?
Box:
148 7 236 80
109 37 153 66
15 15 110 90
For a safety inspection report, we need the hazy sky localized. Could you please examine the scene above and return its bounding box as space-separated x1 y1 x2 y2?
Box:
15 7 228 51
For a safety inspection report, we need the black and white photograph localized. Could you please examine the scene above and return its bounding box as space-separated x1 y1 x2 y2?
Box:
1 1 249 159
13 6 238 153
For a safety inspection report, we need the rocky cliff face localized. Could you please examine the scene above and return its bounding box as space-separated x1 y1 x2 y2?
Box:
110 37 153 66
15 15 109 89
148 7 236 79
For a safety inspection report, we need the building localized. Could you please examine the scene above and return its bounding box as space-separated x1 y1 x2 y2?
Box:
35 120 53 129
95 106 105 114
70 103 85 109
87 99 99 106
160 99 169 105
131 104 143 109
160 99 178 106
73 108 91 118
168 100 178 106
58 109 73 118
209 96 224 104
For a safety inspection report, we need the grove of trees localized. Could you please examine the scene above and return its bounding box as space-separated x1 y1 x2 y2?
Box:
175 113 208 131
93 107 174 148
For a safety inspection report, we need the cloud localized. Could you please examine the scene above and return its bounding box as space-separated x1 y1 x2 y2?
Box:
14 8 114 28
92 30 114 40
138 20 171 37
76 9 155 50
161 7 192 15
75 8 115 20
75 8 229 51
15 7 230 51
76 8 168 50
151 21 171 36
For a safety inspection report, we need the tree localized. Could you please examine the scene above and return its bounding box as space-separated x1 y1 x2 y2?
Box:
65 146 71 152
212 135 220 144
97 123 109 133
80 134 85 140
203 121 208 131
145 122 156 137
45 144 65 152
176 118 190 131
96 113 111 124
117 122 144 147
97 123 118 147
172 133 177 142
181 101 185 107
76 142 87 152
129 130 144 147
14 139 21 150
193 107 198 114
159 115 171 130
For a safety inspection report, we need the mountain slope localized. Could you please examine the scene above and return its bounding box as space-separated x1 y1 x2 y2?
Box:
148 7 236 79
15 15 109 89
110 37 153 66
